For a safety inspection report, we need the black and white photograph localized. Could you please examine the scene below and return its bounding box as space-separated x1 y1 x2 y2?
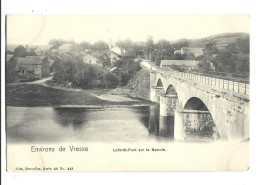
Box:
4 14 250 172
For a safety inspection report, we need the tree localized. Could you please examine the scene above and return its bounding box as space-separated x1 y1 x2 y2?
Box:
198 61 210 71
145 36 154 61
104 72 119 87
211 43 239 73
172 39 189 50
93 41 109 51
14 45 26 57
234 37 250 54
49 39 67 49
79 41 92 51
202 41 219 62
27 48 36 56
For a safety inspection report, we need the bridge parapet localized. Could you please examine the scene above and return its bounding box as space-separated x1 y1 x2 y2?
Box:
146 61 249 96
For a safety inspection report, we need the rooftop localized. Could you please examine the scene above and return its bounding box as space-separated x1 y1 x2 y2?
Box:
14 56 47 65
181 47 203 54
6 55 14 62
58 43 74 50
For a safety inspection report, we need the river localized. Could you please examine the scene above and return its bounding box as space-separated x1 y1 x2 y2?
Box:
6 86 249 171
6 104 170 143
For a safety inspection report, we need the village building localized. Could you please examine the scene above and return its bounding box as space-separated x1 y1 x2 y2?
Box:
13 56 50 78
6 54 14 62
110 46 126 56
25 45 38 52
160 60 201 71
84 49 93 55
173 50 182 55
109 52 121 64
109 67 120 76
160 60 215 72
35 45 54 55
181 47 203 57
83 55 99 65
174 47 204 57
58 43 74 54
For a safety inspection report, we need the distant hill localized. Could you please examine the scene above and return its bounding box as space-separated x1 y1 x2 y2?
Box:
189 32 249 50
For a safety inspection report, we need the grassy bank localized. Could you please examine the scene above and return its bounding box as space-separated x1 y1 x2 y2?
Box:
6 84 147 107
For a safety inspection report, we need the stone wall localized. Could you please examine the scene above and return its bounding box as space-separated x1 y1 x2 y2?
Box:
128 69 151 100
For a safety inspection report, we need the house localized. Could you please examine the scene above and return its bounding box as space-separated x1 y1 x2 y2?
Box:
35 45 54 55
110 46 125 56
109 67 120 75
6 54 14 62
180 47 203 57
25 45 38 52
14 56 50 78
174 50 182 55
85 49 93 54
109 52 121 64
160 60 201 71
6 55 16 73
83 55 99 65
58 43 74 54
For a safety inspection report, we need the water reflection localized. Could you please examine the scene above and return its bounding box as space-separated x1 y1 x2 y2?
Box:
7 103 217 143
159 116 174 137
148 104 159 135
53 107 89 130
148 104 174 138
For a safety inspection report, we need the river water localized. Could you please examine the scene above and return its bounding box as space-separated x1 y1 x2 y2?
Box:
7 104 169 144
6 104 250 171
7 103 219 143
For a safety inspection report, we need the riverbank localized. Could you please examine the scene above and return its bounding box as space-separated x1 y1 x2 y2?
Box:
6 80 149 107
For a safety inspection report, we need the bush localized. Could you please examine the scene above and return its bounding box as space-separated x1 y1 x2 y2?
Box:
104 72 119 87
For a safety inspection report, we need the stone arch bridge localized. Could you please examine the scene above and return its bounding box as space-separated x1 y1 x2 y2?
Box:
143 61 250 141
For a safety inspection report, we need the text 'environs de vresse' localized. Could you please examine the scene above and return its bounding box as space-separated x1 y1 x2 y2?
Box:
31 146 88 152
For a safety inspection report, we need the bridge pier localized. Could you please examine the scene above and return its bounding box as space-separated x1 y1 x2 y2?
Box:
174 109 186 141
174 109 220 141
150 86 164 102
150 70 157 87
148 104 159 135
158 95 178 137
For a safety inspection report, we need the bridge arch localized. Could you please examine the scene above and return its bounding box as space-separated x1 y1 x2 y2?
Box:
156 78 163 88
183 97 219 140
166 84 178 96
184 97 208 111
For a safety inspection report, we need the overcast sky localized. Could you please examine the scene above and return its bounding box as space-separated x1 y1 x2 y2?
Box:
7 14 249 45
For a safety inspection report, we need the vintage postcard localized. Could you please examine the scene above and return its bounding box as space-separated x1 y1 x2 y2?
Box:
5 14 250 172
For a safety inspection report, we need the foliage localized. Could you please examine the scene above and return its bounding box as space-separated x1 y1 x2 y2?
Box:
53 55 98 87
13 45 36 57
211 43 249 73
113 56 141 85
92 41 109 51
234 37 249 54
172 39 189 50
14 45 26 57
145 36 154 60
198 61 211 71
79 41 92 51
104 72 119 87
49 39 68 49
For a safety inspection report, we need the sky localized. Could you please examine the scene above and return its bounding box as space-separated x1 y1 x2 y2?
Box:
7 14 250 45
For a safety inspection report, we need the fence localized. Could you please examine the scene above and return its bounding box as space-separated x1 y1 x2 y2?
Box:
143 61 250 95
